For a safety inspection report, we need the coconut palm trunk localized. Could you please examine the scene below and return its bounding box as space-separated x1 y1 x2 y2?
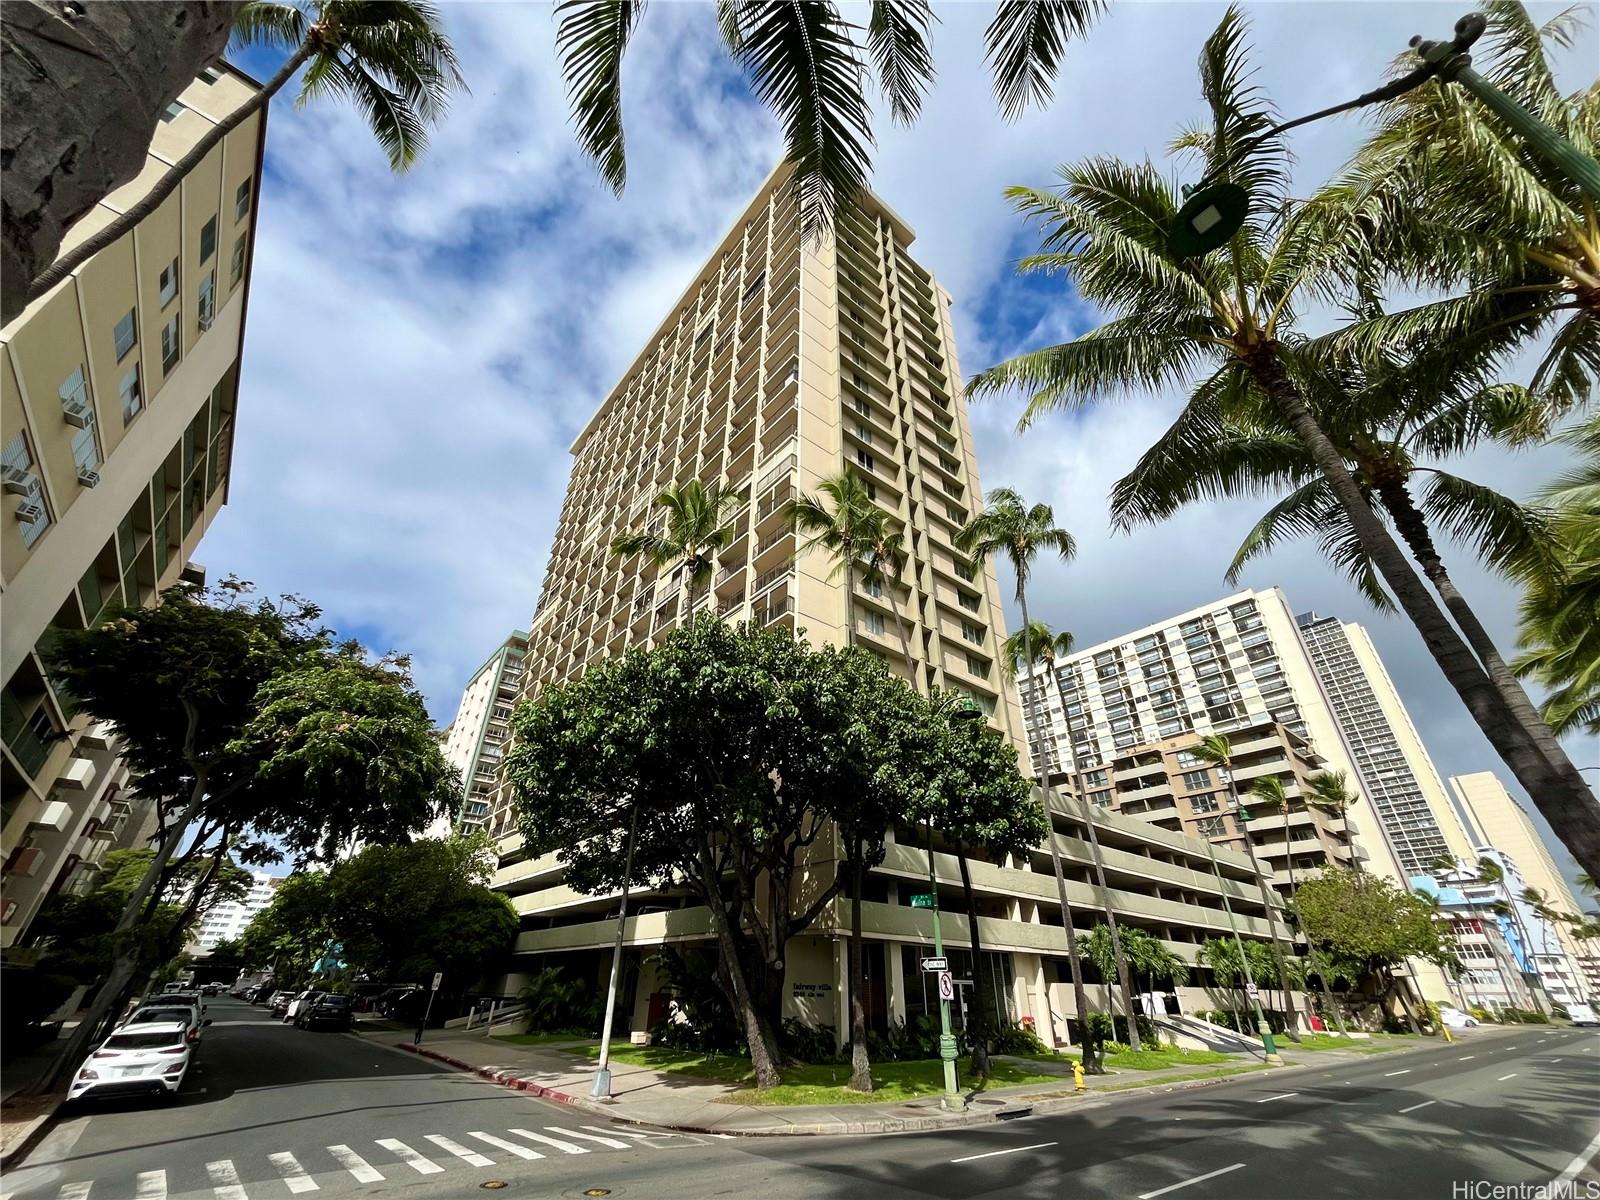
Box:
1243 353 1599 876
1283 809 1346 1035
842 551 873 1093
1235 830 1301 1041
1077 799 1142 1050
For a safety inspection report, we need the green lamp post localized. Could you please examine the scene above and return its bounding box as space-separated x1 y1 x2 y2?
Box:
1170 11 1600 257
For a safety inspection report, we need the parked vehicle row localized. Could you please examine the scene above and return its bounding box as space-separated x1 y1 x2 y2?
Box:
69 994 213 1105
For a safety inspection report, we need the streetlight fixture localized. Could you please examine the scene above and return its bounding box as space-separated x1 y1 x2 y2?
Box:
1170 12 1600 257
592 802 640 1100
1199 815 1284 1066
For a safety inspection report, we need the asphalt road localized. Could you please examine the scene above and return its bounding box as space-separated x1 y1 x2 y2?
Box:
4 999 1597 1200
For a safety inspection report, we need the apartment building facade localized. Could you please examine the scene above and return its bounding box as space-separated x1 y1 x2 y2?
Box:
0 64 263 949
1295 612 1476 877
487 169 1305 1045
191 869 281 953
427 632 527 839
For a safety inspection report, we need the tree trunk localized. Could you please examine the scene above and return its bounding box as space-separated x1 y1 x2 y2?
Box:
1079 803 1141 1050
1235 802 1301 1041
955 852 991 1079
1392 974 1424 1035
707 902 781 1087
847 853 872 1092
1244 348 1600 880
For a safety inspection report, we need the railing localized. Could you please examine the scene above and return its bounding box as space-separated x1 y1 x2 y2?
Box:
759 597 794 625
756 530 793 556
752 563 792 596
717 592 746 616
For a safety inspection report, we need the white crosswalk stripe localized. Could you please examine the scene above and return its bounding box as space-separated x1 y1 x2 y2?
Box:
327 1145 384 1184
268 1152 318 1193
507 1128 589 1155
558 1127 632 1150
206 1160 248 1200
424 1134 493 1167
57 1185 91 1200
585 1126 658 1140
467 1131 545 1160
134 1172 167 1200
375 1138 444 1175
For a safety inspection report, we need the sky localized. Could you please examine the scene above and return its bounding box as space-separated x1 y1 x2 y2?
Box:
213 2 1598 898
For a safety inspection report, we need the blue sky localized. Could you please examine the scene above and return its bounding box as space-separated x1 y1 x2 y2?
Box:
208 2 1597 893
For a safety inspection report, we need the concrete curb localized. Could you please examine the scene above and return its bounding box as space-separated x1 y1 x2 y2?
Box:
0 1102 63 1171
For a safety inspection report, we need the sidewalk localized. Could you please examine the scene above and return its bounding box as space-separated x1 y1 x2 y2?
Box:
1 1035 68 1169
358 1024 1507 1137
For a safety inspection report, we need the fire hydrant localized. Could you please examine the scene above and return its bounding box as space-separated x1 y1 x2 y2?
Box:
1073 1061 1086 1093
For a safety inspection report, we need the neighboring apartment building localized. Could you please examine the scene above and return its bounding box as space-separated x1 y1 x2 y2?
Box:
486 168 1304 1046
426 632 528 838
191 869 281 953
1448 771 1597 1006
0 64 263 950
1413 873 1538 1012
1296 612 1476 876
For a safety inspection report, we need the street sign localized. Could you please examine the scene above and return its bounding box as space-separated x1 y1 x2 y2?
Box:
431 972 444 992
910 893 936 909
1245 982 1259 998
937 971 954 1001
920 957 948 973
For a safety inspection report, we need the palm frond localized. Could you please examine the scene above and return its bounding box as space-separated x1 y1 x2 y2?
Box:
1529 310 1599 422
555 0 646 194
867 0 936 125
1193 5 1289 232
1225 477 1336 583
232 1 308 49
1416 469 1561 581
984 0 1105 121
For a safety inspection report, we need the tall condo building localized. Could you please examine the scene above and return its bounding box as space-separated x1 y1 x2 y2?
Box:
191 870 282 953
428 631 527 838
489 169 1302 1047
1295 613 1475 876
1 65 263 949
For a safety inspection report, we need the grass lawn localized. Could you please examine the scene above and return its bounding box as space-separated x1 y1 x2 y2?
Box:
1288 1032 1420 1053
1009 1046 1236 1071
579 1044 755 1084
493 1031 596 1046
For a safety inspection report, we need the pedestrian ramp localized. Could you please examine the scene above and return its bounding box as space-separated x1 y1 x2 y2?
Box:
26 1123 699 1199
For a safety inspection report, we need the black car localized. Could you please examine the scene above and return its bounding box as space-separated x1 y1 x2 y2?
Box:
296 993 353 1031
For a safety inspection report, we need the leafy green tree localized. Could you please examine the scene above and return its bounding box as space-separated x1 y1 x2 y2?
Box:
506 617 943 1088
613 480 743 617
39 582 456 1090
553 0 1104 241
966 4 1599 878
1080 925 1187 1036
238 872 335 982
23 1 466 313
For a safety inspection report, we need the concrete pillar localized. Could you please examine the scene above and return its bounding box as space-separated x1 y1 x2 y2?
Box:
888 939 907 1023
834 936 850 1048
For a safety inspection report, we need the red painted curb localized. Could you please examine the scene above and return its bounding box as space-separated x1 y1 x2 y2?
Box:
396 1042 588 1108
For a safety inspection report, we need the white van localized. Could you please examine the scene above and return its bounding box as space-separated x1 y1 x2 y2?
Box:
1566 1002 1598 1027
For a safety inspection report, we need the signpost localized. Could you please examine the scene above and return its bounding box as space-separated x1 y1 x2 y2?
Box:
910 893 936 909
416 973 442 1046
937 971 954 1002
1245 982 1260 999
920 957 948 973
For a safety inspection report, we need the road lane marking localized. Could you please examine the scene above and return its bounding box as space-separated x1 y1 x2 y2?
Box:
268 1153 316 1194
1384 1070 1411 1077
1255 1093 1297 1103
206 1160 248 1200
557 1127 632 1150
425 1135 493 1167
1138 1163 1247 1199
468 1132 545 1160
584 1126 661 1141
1459 1056 1475 1061
375 1139 444 1175
1399 1100 1437 1114
507 1129 589 1155
56 1186 91 1200
1552 1127 1600 1188
1497 1073 1518 1081
1552 1058 1563 1063
950 1141 1059 1164
327 1145 384 1183
134 1171 167 1199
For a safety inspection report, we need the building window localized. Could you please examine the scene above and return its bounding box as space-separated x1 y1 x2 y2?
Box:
863 611 885 636
1190 793 1220 814
119 365 143 424
2 432 50 547
197 270 216 329
161 315 180 374
159 258 179 307
160 101 184 122
1180 769 1211 791
71 421 100 476
965 653 989 678
855 449 874 473
954 559 977 582
961 620 984 645
112 310 137 360
200 216 217 263
229 234 246 287
235 177 252 221
58 365 91 416
863 577 882 598
957 590 980 613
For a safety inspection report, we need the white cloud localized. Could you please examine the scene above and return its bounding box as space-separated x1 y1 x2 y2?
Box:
206 2 1597 885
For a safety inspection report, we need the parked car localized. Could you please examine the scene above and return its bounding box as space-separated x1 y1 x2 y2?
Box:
157 990 208 1016
69 1022 193 1104
123 1004 209 1047
297 993 354 1031
268 990 296 1016
200 983 223 996
1568 1002 1599 1027
1438 1006 1479 1029
284 990 322 1023
375 986 422 1017
249 985 276 1004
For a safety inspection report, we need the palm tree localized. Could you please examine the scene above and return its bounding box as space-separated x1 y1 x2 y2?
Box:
25 1 466 307
612 480 742 617
785 468 885 1091
1305 771 1363 873
1578 872 1599 901
553 0 1104 241
957 488 1132 1054
965 4 1599 879
1475 856 1549 1016
1193 736 1301 1040
862 517 921 689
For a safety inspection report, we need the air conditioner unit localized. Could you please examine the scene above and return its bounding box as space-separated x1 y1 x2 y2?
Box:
2 465 35 495
14 501 44 523
77 468 101 488
199 313 215 332
62 399 92 428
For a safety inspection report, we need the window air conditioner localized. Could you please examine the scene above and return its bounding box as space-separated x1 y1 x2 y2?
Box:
14 501 44 522
77 468 101 488
62 399 92 428
2 465 35 495
199 313 215 332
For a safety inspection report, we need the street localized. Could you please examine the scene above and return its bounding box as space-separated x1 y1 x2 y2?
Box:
3 1001 1597 1200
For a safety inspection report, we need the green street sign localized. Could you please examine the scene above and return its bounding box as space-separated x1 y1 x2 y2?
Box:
910 893 936 909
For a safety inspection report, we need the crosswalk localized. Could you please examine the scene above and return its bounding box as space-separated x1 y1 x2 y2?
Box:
36 1123 689 1199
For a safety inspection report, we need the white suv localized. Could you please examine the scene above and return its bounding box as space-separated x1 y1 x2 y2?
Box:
69 1022 194 1103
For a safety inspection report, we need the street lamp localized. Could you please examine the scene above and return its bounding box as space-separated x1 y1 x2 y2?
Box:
1199 815 1284 1066
592 801 640 1100
1170 11 1600 257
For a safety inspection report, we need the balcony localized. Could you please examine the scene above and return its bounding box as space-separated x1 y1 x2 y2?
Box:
752 562 792 597
758 597 794 626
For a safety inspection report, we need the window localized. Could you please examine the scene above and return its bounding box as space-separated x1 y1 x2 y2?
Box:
161 315 180 374
2 433 49 547
961 620 984 645
1180 769 1211 791
854 423 871 444
71 422 100 476
200 216 217 262
197 269 216 328
957 590 980 613
965 653 988 678
235 177 252 221
229 235 246 287
863 611 885 636
58 365 90 416
160 101 184 122
855 449 874 473
1190 793 1220 814
954 559 976 582
863 577 882 598
113 310 137 360
159 258 179 307
119 365 143 424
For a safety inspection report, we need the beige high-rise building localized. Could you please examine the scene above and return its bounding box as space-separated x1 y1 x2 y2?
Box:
487 169 1311 1048
1 64 263 949
427 631 527 839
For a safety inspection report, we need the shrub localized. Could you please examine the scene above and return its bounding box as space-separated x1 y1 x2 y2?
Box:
1469 1006 1495 1023
518 967 599 1034
1500 1008 1524 1024
991 1020 1050 1056
1101 1040 1130 1055
868 1015 942 1062
782 1019 841 1064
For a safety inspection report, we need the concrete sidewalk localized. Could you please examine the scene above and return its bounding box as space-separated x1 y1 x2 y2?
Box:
356 1025 1497 1137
